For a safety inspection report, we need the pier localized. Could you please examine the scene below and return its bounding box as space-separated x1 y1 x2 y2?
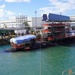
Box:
0 27 25 45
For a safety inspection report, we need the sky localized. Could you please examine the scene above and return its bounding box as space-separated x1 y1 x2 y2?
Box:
0 0 75 20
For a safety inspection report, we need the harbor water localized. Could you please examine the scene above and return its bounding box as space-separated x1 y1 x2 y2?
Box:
0 44 75 75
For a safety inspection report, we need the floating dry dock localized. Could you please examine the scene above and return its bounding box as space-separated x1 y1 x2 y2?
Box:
5 36 75 52
4 13 75 52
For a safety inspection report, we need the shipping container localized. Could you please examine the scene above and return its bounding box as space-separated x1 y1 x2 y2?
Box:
48 13 70 21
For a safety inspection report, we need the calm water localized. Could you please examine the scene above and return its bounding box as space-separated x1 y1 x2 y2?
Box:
0 44 75 75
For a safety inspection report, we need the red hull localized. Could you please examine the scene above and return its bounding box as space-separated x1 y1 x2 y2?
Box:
11 43 25 49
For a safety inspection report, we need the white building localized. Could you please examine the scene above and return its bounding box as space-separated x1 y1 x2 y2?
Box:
0 16 42 28
70 16 75 27
0 15 32 28
32 17 42 28
0 15 42 34
70 16 75 21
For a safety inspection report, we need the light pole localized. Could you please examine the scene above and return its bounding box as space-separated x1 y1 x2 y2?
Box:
35 11 37 29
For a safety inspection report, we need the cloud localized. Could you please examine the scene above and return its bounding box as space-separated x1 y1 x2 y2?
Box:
5 10 16 19
0 9 5 17
0 4 5 18
5 0 31 2
0 4 16 19
38 0 75 15
0 4 5 17
0 4 5 9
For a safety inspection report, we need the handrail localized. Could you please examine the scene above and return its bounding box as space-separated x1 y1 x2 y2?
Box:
62 66 75 75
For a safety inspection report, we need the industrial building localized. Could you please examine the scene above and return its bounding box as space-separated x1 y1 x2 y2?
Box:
0 15 43 34
0 15 75 34
0 15 30 28
0 16 42 28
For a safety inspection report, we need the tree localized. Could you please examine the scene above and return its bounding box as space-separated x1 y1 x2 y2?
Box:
4 23 7 28
23 22 29 28
23 22 30 34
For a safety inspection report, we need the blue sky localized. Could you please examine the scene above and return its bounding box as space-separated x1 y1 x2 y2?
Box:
0 0 75 20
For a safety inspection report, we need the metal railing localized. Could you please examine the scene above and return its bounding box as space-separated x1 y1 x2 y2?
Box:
62 66 75 75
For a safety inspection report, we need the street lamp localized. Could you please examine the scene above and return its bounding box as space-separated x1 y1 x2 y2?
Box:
35 11 37 29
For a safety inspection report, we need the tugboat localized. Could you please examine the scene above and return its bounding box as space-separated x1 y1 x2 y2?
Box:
9 34 36 51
